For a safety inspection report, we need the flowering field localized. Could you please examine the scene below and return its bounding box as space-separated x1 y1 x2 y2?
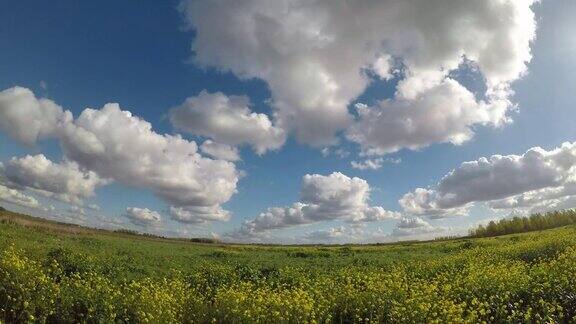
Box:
2 211 576 323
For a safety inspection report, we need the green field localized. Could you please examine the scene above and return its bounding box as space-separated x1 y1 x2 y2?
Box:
2 210 576 323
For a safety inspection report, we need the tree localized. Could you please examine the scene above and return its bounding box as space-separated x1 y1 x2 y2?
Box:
469 209 576 238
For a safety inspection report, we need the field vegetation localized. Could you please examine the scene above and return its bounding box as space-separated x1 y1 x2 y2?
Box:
2 208 576 322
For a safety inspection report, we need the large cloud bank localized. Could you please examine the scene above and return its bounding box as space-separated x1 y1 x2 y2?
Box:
0 86 240 223
401 142 576 217
180 0 537 152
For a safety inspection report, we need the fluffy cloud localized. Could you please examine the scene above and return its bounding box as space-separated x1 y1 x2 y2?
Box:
169 91 285 154
303 226 347 242
401 142 576 217
0 87 72 146
351 157 401 171
169 206 230 224
60 103 239 222
124 207 162 226
346 79 512 155
200 140 240 162
351 158 384 171
301 219 447 244
488 181 576 214
396 217 430 229
1 154 106 205
181 0 536 149
321 147 350 159
301 224 375 244
0 184 40 209
230 172 399 237
392 217 444 237
0 87 241 224
302 225 376 244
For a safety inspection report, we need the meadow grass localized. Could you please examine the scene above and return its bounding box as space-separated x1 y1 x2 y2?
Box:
2 209 576 323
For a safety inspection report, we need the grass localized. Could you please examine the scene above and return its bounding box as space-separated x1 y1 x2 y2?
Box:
3 209 576 322
0 210 472 279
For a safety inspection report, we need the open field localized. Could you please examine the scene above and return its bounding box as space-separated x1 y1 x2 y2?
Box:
2 209 576 323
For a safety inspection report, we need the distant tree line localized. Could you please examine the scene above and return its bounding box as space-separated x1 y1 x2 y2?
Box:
469 209 576 238
113 228 220 243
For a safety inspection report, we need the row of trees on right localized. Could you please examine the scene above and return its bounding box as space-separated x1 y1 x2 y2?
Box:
470 209 576 237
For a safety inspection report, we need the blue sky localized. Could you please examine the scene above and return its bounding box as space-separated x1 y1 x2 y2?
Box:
0 0 575 243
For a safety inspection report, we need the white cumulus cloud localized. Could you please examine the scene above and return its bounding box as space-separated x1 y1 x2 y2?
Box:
228 172 399 238
0 86 241 224
169 206 231 224
346 78 512 155
124 207 162 226
400 142 576 217
392 217 444 237
0 184 40 209
180 0 537 151
200 140 241 162
169 91 285 154
60 103 240 222
302 226 347 243
1 154 106 205
0 87 72 146
351 158 384 171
